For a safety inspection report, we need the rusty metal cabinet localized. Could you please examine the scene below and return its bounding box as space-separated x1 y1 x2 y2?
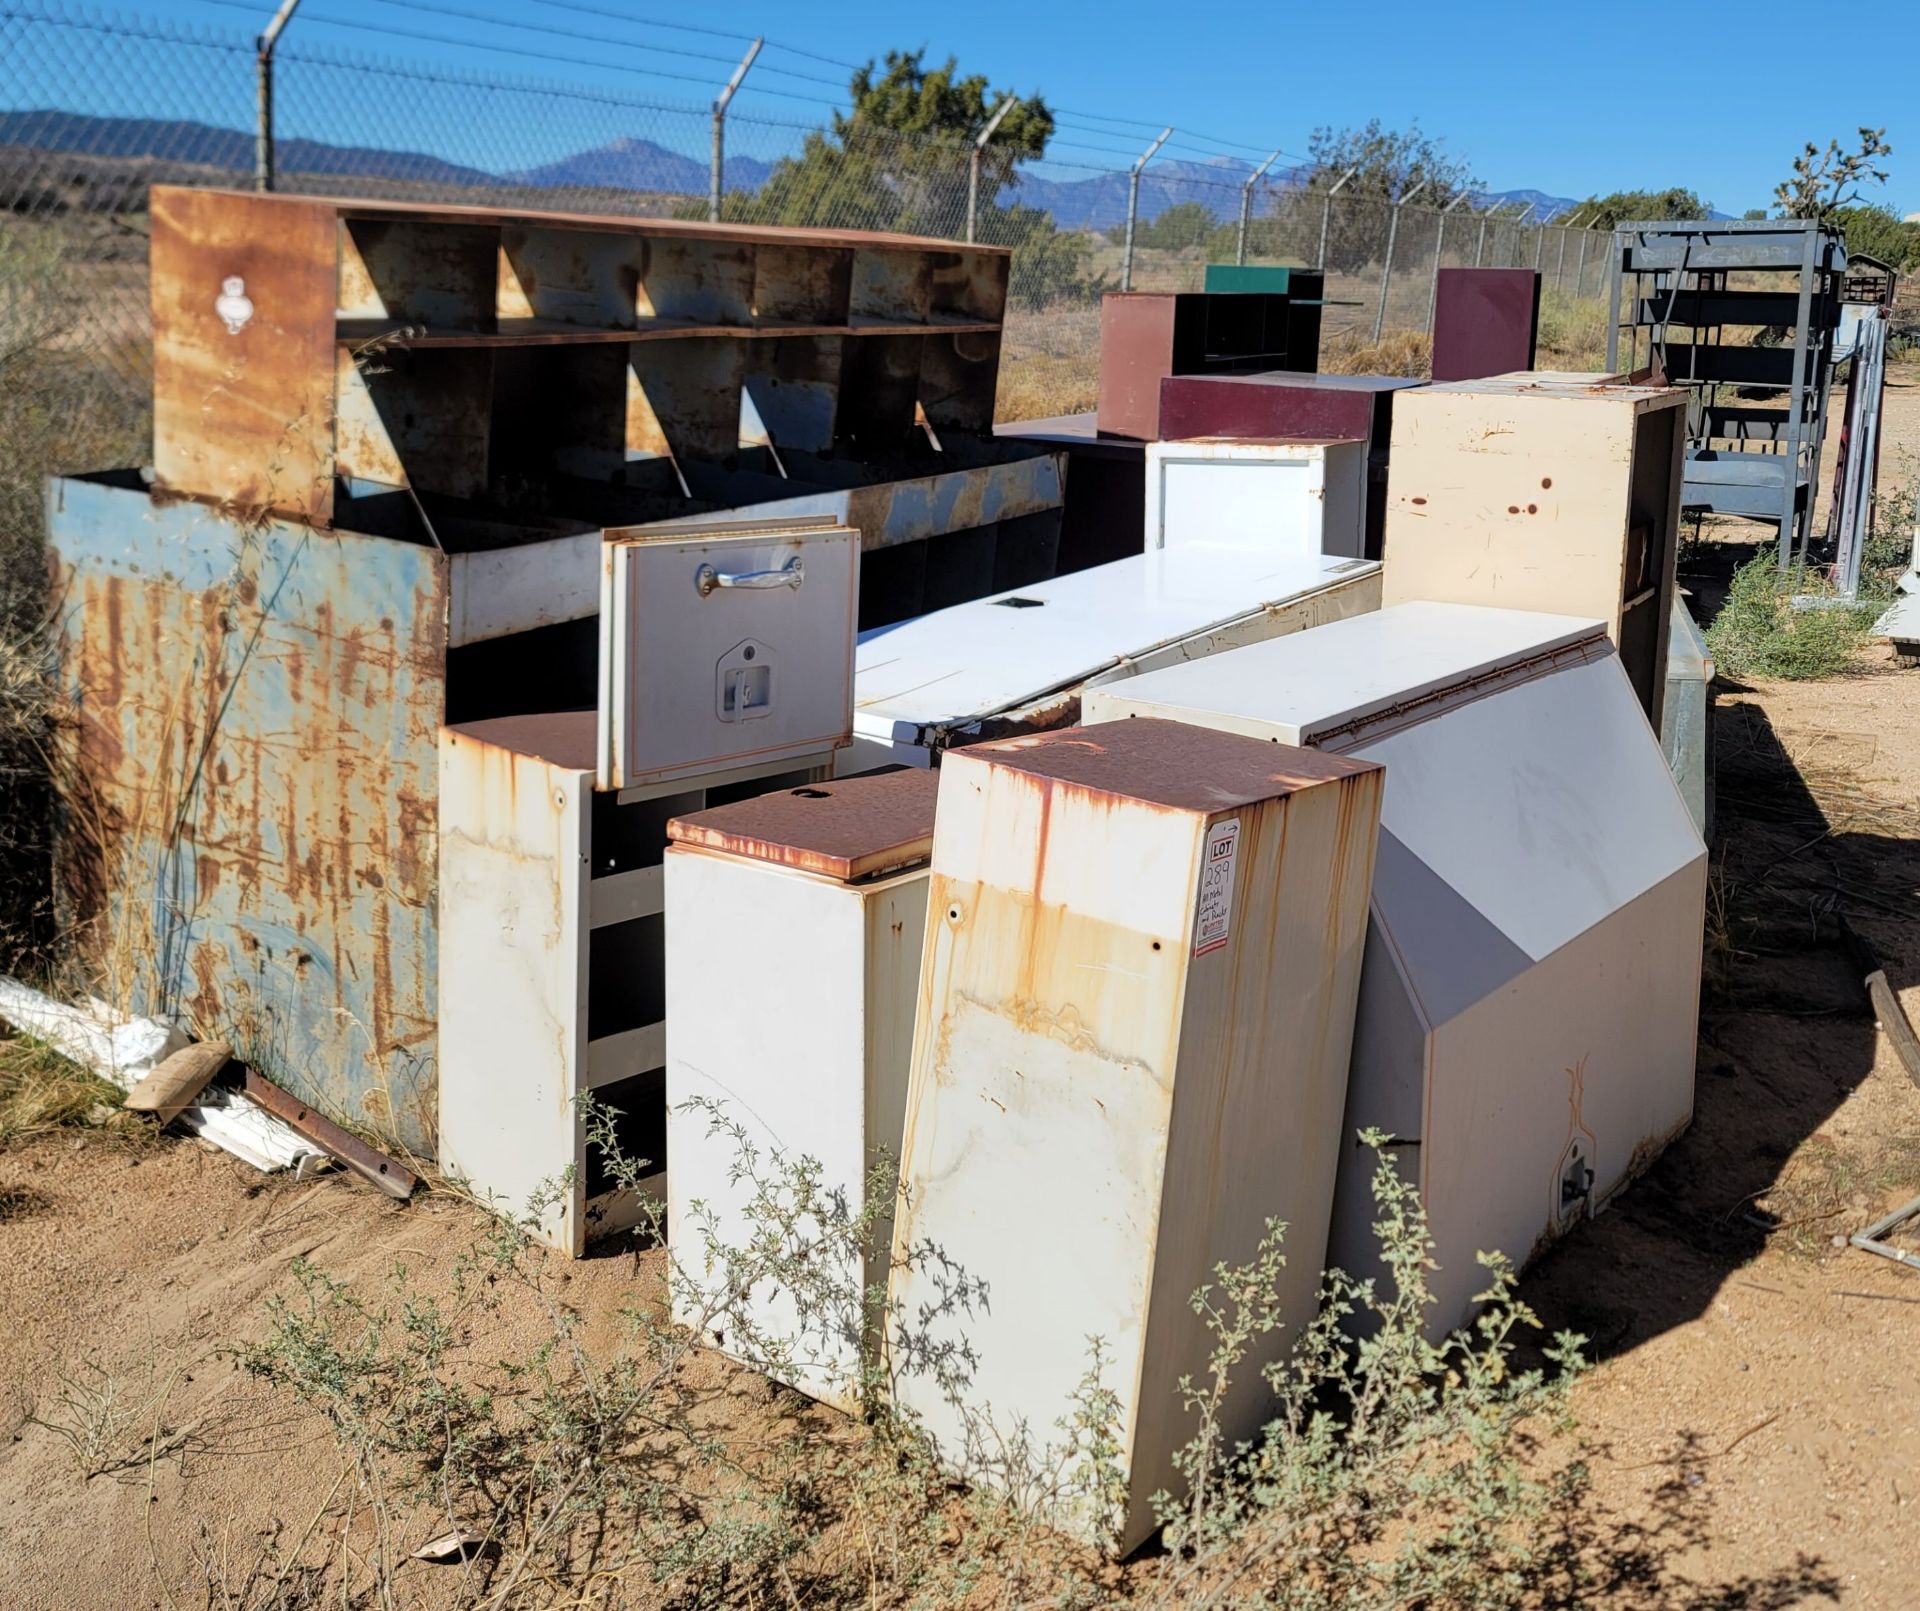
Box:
889 720 1382 1550
1382 373 1687 726
663 769 937 1411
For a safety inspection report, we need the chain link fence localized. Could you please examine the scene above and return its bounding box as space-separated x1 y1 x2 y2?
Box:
0 0 1611 422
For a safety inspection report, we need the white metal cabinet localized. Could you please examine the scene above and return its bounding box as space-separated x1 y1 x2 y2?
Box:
663 769 937 1412
440 520 858 1254
1144 437 1368 560
889 720 1383 1551
599 518 858 790
845 546 1381 772
1084 602 1707 1338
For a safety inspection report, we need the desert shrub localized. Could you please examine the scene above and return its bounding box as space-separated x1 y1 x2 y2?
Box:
1151 1131 1586 1608
219 1110 1591 1608
1707 554 1877 679
1535 287 1609 371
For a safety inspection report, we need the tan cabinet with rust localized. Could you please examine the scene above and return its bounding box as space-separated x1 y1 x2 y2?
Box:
1382 373 1686 726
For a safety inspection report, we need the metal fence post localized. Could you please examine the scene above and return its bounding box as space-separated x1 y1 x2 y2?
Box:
1508 203 1534 268
1575 216 1597 299
1120 126 1172 293
1554 206 1585 289
1475 201 1492 267
1372 177 1427 342
1428 191 1469 331
966 93 1018 245
709 37 761 224
1533 209 1548 272
254 0 301 192
1236 147 1282 265
1317 165 1357 270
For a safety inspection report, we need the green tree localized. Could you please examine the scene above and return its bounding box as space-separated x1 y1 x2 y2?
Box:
730 49 1053 237
1775 128 1892 219
1305 120 1478 270
1307 119 1478 206
1107 200 1217 252
688 50 1106 306
1579 187 1714 230
1828 202 1920 270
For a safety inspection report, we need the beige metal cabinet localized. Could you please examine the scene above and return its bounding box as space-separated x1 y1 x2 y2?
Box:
663 770 937 1412
1382 372 1686 726
888 720 1383 1551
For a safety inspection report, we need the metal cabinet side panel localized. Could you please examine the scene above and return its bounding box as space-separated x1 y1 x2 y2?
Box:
1323 914 1432 1296
861 871 931 1293
665 848 902 1412
437 733 590 1251
1134 766 1382 1549
1417 859 1704 1336
1383 389 1638 622
48 476 446 1153
149 189 340 526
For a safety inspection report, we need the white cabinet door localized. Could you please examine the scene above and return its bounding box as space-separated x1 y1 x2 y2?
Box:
599 520 858 789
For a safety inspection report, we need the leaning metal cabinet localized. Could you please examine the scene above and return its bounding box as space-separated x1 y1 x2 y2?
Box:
1383 373 1686 727
1085 603 1707 1339
889 720 1383 1551
438 523 857 1254
664 769 937 1412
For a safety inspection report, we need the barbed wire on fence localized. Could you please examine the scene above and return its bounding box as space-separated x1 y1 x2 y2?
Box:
0 0 1610 411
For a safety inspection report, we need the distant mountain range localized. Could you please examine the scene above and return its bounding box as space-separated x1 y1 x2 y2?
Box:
0 109 1610 227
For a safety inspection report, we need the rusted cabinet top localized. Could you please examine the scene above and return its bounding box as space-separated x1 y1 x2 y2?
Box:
667 767 938 884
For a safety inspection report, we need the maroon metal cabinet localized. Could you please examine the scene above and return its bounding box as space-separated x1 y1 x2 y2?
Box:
1430 268 1541 383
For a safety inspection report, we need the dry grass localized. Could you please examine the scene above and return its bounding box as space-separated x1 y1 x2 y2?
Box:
0 1032 128 1144
1323 326 1432 377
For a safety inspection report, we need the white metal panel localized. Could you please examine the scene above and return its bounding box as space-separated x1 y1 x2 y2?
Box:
1416 867 1704 1330
1083 601 1606 746
1355 653 1697 965
601 522 857 790
437 732 590 1252
666 848 927 1413
1145 438 1366 560
1082 606 1706 1340
851 548 1380 763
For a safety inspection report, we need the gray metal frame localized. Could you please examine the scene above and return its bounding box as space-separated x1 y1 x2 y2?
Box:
1606 219 1846 566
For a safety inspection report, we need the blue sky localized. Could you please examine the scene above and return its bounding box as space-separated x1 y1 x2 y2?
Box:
28 0 1919 213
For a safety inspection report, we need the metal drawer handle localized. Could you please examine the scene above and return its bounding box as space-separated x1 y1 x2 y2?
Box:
695 556 804 597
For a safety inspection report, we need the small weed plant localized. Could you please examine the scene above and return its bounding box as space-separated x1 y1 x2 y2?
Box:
225 1111 1587 1607
1707 554 1879 680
